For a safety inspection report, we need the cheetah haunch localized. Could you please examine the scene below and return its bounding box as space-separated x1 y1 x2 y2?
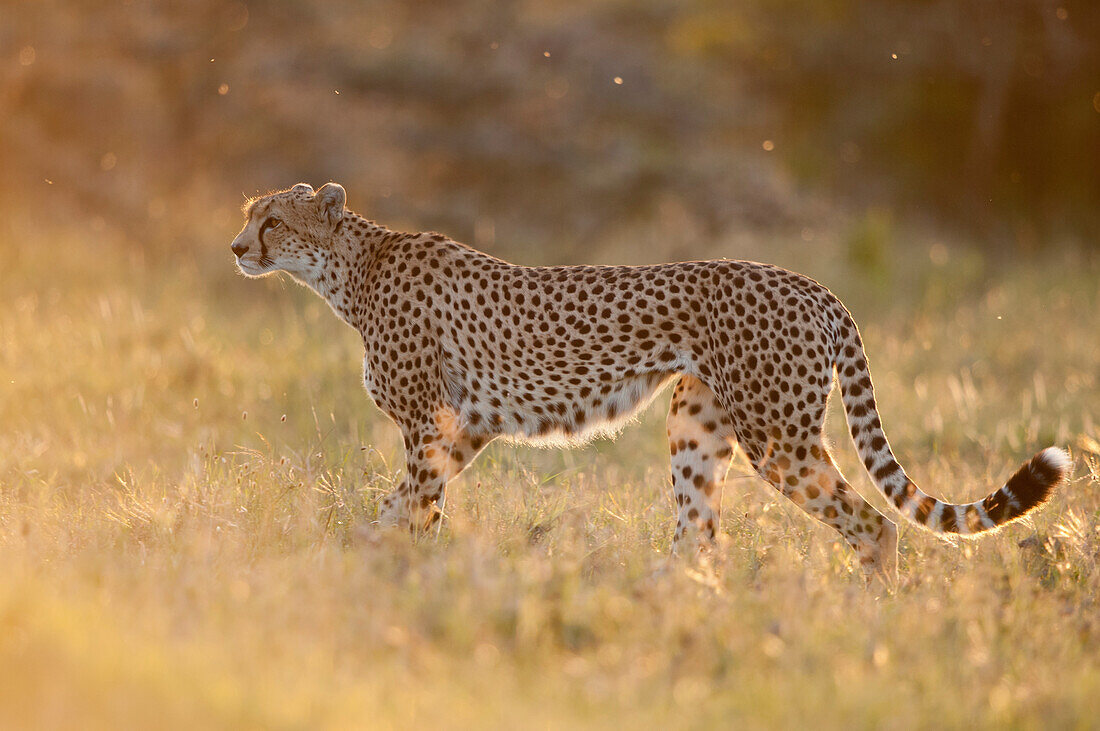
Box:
231 183 1071 580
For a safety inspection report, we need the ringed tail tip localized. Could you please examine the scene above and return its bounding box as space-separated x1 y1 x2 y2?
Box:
999 446 1072 520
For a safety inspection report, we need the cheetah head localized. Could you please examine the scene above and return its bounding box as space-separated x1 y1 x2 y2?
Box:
230 182 346 280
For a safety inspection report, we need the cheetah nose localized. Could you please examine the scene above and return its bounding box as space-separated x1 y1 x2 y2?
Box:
231 240 249 257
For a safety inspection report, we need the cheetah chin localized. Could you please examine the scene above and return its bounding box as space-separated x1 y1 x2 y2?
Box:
229 182 1073 582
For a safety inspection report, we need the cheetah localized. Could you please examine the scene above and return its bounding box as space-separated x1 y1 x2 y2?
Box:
230 182 1071 580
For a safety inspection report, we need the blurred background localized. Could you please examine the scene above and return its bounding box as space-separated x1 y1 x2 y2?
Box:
3 0 1098 262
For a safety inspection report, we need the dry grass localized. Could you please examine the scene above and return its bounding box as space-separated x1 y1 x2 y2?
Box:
1 223 1098 729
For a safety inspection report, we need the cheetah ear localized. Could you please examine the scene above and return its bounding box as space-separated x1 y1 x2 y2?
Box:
291 182 314 194
316 182 346 229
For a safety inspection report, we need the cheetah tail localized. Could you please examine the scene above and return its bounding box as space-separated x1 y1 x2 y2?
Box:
835 346 1071 537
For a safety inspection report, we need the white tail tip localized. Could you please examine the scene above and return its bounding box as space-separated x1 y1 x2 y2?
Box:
1037 446 1072 475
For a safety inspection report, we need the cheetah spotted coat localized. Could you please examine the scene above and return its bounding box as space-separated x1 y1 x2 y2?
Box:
231 183 1071 579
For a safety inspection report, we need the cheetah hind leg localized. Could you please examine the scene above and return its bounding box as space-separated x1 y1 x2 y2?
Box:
666 376 739 556
758 448 897 583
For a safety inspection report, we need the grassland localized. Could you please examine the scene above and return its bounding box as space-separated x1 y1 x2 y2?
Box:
1 219 1098 729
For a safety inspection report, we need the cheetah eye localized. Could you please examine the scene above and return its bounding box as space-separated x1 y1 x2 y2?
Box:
266 217 282 230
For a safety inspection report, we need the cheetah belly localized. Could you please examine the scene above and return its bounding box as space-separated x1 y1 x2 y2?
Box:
458 370 678 447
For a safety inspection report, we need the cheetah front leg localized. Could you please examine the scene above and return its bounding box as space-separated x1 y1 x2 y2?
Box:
378 419 491 534
666 376 739 554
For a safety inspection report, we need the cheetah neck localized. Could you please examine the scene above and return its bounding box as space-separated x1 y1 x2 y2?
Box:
303 211 390 333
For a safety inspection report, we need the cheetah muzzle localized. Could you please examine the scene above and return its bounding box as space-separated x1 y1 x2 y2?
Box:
230 182 1072 582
